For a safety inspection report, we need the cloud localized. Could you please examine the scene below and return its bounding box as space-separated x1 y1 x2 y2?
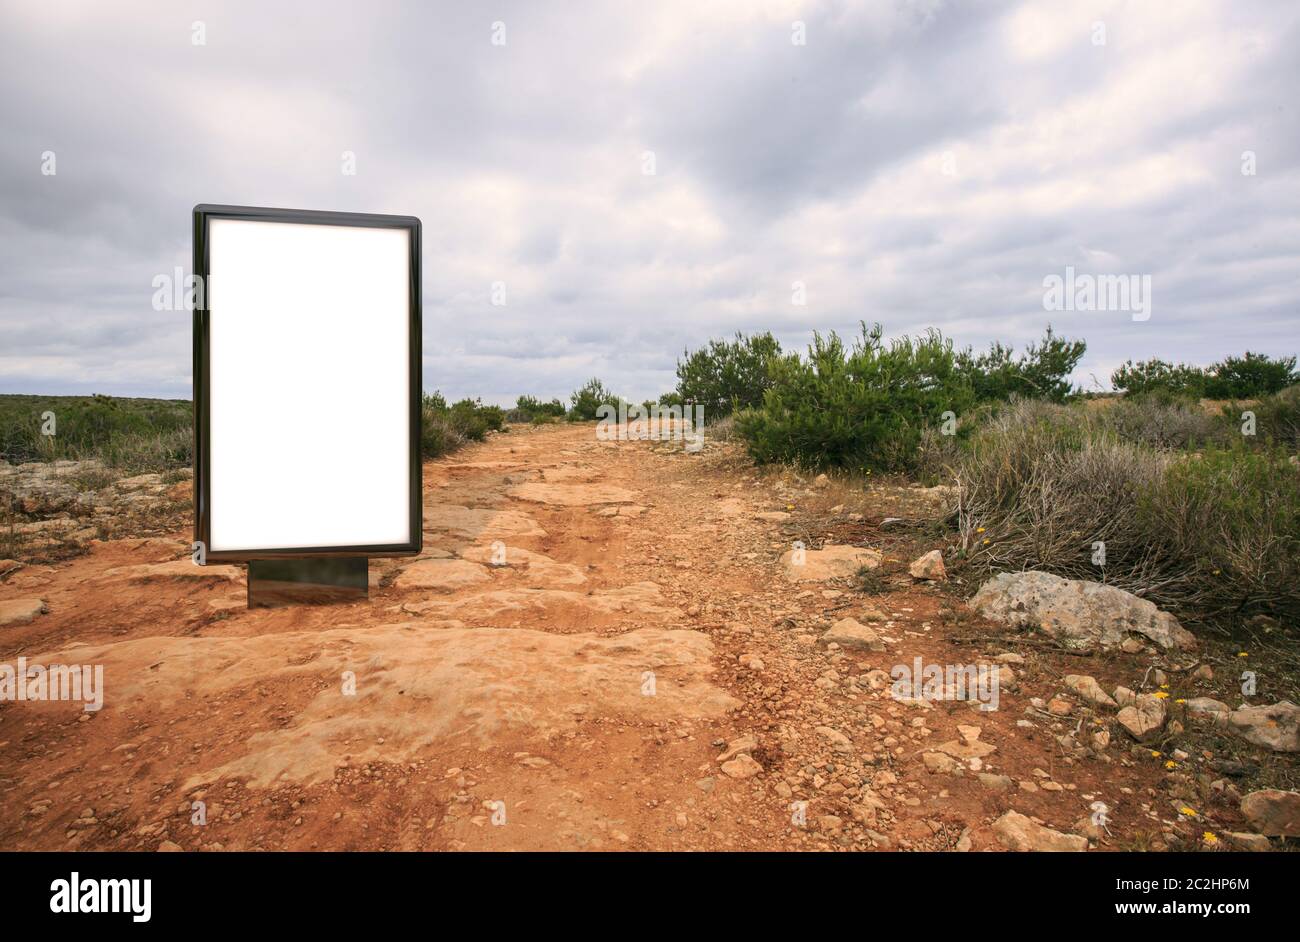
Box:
1 0 1297 404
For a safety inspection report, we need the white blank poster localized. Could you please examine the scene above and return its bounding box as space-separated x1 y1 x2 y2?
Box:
207 218 411 552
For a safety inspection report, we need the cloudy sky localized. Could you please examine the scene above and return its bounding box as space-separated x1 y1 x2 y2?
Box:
1 0 1296 404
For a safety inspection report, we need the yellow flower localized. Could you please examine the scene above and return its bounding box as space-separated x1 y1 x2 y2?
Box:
1165 760 1177 769
1203 831 1218 845
1212 569 1221 576
1237 652 1249 658
976 527 986 534
1180 806 1198 817
786 504 794 510
1154 691 1170 700
982 538 990 545
1175 698 1186 704
1150 750 1162 758
1159 683 1169 688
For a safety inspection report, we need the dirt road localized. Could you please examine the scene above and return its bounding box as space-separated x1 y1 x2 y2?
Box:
0 422 1217 851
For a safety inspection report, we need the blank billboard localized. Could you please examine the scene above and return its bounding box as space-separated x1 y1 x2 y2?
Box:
193 205 422 560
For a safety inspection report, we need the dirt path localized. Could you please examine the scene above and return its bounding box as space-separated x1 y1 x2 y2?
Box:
0 423 1224 851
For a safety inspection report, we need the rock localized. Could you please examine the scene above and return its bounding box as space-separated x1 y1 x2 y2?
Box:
720 754 763 780
393 558 490 592
968 571 1196 652
991 810 1088 852
0 597 47 627
821 617 885 652
1184 697 1230 723
755 511 791 522
1113 686 1136 707
157 841 183 852
0 559 23 577
1240 790 1300 837
1063 675 1117 708
908 550 946 581
922 752 960 774
1226 701 1300 753
977 773 1013 792
1117 694 1167 743
934 738 996 761
716 735 758 763
1047 696 1074 716
1191 663 1214 681
780 545 882 582
815 726 854 753
1224 831 1271 851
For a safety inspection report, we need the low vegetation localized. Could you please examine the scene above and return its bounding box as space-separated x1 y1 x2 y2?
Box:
948 398 1300 627
0 394 190 472
420 392 505 459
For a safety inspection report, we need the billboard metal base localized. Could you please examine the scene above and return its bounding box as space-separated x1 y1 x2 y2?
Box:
247 557 368 608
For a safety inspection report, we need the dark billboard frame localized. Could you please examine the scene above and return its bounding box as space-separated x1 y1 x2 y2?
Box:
192 203 422 562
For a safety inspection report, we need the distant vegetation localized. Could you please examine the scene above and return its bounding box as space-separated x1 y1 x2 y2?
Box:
0 394 190 472
507 395 566 424
420 392 505 459
1112 352 1297 400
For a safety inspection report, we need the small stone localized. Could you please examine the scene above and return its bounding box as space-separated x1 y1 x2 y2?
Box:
908 550 946 581
991 810 1088 852
1117 694 1167 743
1047 696 1074 716
720 755 763 780
821 617 885 652
1063 675 1117 708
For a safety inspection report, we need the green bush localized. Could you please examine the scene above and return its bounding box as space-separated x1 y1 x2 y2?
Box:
672 332 782 416
1111 353 1298 400
1205 352 1298 399
736 323 976 473
508 395 566 423
419 392 503 457
1111 358 1208 399
955 326 1086 403
568 378 624 421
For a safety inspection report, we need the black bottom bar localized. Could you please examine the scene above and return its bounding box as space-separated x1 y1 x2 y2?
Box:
247 557 368 608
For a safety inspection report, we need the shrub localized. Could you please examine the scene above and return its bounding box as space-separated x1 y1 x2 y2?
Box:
1205 352 1298 399
673 332 782 416
420 407 465 459
420 392 502 457
508 395 566 423
736 323 976 473
1246 384 1300 452
1095 395 1231 451
955 326 1086 403
568 378 624 421
1110 359 1208 399
954 399 1300 626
